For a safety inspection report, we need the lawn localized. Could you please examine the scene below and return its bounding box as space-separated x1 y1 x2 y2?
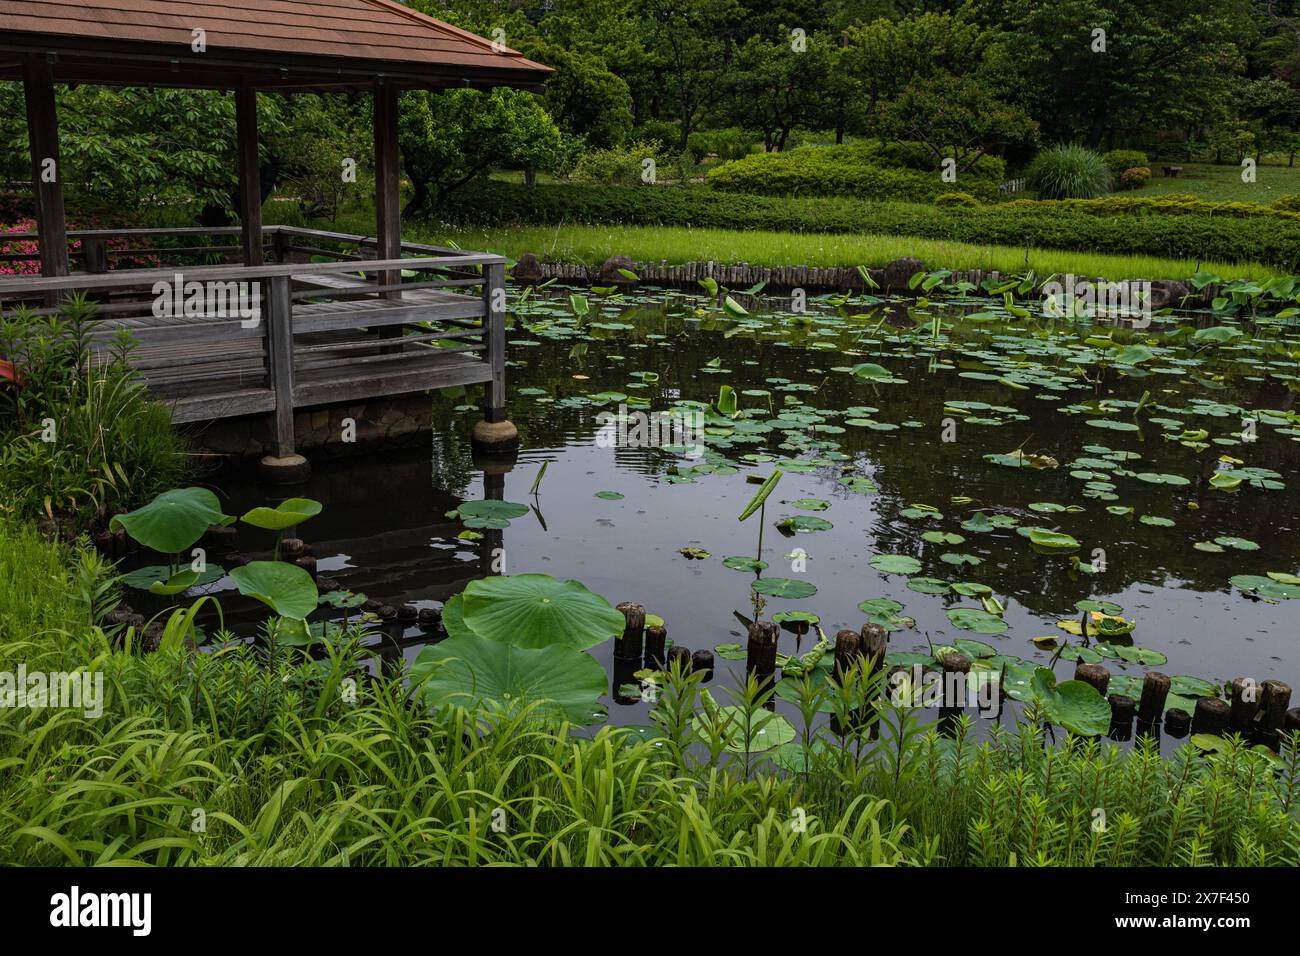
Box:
429 222 1276 282
1139 160 1300 203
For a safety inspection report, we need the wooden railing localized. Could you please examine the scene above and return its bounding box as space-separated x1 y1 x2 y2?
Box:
0 227 508 458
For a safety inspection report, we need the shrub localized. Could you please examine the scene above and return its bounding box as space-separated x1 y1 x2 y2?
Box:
630 119 680 153
443 179 1300 266
0 296 188 531
705 142 1004 202
685 128 757 163
1118 166 1152 190
1273 194 1300 212
1026 144 1112 199
1102 149 1150 180
571 140 679 187
935 191 980 208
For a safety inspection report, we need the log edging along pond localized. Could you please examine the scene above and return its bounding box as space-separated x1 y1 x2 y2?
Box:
521 256 1220 308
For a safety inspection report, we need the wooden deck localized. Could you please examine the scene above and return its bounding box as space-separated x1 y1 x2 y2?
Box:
0 225 508 457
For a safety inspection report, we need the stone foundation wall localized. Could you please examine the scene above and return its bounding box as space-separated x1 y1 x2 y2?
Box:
188 393 436 461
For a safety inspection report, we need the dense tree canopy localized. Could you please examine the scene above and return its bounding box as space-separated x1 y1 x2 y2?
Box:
6 0 1300 219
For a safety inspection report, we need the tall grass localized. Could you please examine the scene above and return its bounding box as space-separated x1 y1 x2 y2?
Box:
1027 144 1113 200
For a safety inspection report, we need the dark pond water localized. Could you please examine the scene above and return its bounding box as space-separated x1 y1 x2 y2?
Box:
209 285 1300 745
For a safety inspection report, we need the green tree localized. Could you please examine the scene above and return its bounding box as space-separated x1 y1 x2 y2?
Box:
726 33 835 151
881 73 1038 171
398 87 563 214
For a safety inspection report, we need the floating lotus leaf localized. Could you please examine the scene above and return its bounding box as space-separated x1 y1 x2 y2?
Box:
1029 668 1112 735
230 560 318 620
110 487 234 554
410 635 606 724
240 497 323 532
461 574 625 650
751 577 818 599
870 554 922 575
947 608 1009 634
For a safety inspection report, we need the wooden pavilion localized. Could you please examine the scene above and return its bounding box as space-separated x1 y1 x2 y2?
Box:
0 0 550 476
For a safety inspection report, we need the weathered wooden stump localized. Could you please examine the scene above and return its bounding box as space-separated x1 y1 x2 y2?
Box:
1259 680 1292 732
746 620 780 690
615 602 645 662
1229 677 1260 732
1074 662 1110 697
690 649 714 681
833 628 861 681
644 624 668 670
1137 672 1170 724
1191 697 1230 736
1164 707 1191 737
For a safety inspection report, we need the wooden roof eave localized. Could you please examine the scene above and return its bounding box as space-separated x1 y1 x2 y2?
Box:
0 33 551 93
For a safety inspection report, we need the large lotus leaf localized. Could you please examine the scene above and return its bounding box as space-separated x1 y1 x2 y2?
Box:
1231 574 1300 600
240 497 323 532
870 554 922 574
1029 668 1111 735
1027 528 1081 551
750 577 817 599
946 607 1009 634
410 635 607 724
461 574 624 650
229 561 318 619
122 563 225 593
692 704 796 753
110 487 233 554
457 499 530 520
441 592 475 640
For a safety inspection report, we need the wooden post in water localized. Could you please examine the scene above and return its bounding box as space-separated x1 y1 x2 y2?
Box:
859 622 887 676
666 645 692 674
1259 680 1292 733
833 628 861 681
615 602 644 663
1164 707 1191 737
644 624 667 670
1192 697 1231 736
258 275 310 483
1138 672 1170 724
1074 662 1110 697
691 649 714 681
746 620 780 691
1229 677 1260 732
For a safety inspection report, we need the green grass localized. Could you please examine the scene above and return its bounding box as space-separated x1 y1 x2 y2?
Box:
1140 160 1300 203
425 222 1276 282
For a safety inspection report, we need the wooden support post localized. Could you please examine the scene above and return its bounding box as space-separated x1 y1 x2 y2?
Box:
1164 707 1191 738
666 645 692 674
941 653 972 709
483 260 507 413
615 602 644 662
1259 680 1292 732
1074 662 1110 697
258 275 309 483
82 236 108 274
745 620 779 691
373 80 401 297
1285 708 1300 736
832 628 861 681
1138 671 1171 724
859 621 887 675
644 624 667 670
1109 694 1136 724
236 84 263 268
1229 677 1260 732
1191 697 1231 736
690 649 714 681
23 59 69 279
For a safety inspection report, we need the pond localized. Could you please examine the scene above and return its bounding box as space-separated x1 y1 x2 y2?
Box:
210 282 1300 749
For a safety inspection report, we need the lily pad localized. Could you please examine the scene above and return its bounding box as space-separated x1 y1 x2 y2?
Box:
410 635 606 724
110 487 234 554
460 574 625 650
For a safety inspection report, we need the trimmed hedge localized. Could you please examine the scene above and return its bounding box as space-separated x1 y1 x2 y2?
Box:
437 180 1300 267
704 142 1005 202
1002 193 1300 222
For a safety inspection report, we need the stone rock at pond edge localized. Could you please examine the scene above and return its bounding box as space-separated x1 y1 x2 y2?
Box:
1148 279 1193 311
882 256 924 291
597 255 638 285
513 253 543 284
